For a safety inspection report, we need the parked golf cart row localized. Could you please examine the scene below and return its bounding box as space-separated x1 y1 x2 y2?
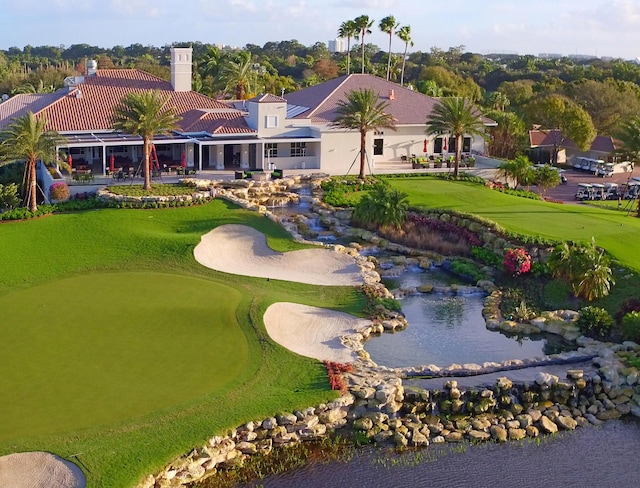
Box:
575 180 640 200
573 157 614 177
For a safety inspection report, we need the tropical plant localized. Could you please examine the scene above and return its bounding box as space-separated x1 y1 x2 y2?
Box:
352 182 408 229
576 306 614 339
547 238 614 301
330 88 397 179
0 182 20 210
337 20 358 75
496 155 533 190
396 25 413 86
379 15 399 81
354 15 374 74
425 97 488 178
0 111 64 212
111 90 181 190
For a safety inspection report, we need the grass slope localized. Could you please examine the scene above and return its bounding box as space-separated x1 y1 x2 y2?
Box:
0 200 365 487
386 177 640 271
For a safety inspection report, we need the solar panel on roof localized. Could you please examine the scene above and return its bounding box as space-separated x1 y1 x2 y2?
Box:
286 104 310 118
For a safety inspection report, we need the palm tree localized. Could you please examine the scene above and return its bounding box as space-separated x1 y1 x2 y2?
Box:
331 88 397 179
337 20 358 75
425 97 487 178
112 90 181 190
354 15 374 74
617 115 640 217
353 182 408 229
396 25 413 86
379 16 399 81
496 155 533 189
217 51 256 100
0 111 63 212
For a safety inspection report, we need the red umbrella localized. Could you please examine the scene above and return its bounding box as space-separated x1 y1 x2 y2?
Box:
181 152 187 168
67 155 73 171
423 139 427 153
442 137 448 152
109 154 115 172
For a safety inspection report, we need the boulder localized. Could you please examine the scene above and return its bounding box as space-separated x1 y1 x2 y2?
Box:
555 415 577 430
538 415 558 433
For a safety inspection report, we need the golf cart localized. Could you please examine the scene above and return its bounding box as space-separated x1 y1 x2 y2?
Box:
597 162 614 177
604 182 619 200
591 183 606 200
575 183 594 200
624 182 640 199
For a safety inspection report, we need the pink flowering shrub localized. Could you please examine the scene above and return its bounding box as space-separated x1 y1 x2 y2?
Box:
49 182 70 201
503 248 531 276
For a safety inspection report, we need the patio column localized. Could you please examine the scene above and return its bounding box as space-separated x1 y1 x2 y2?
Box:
215 145 224 170
239 143 249 169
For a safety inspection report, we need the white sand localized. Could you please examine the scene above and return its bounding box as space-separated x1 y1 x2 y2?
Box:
264 302 370 363
0 452 85 488
193 224 364 286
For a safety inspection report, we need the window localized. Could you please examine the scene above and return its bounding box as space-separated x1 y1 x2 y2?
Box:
291 142 306 157
373 138 384 156
463 137 472 153
264 143 278 158
265 115 278 128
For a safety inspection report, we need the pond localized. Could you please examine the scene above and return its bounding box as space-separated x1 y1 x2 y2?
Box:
364 266 575 368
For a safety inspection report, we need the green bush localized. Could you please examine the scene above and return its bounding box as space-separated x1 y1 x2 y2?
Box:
576 306 614 339
471 246 502 267
449 259 486 282
621 311 640 343
375 297 402 312
0 204 55 221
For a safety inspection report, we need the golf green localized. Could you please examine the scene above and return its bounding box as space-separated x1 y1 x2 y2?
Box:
0 271 246 441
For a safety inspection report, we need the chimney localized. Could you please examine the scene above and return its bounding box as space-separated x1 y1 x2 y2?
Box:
389 89 395 100
86 59 98 76
171 47 193 92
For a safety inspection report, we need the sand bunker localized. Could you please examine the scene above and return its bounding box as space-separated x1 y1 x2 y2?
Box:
0 452 85 488
193 224 363 286
264 302 370 363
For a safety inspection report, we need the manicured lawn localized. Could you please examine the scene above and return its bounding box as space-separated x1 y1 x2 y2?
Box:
0 200 365 487
385 176 640 272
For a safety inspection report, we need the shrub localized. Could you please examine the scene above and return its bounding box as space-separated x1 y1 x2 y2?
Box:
49 182 70 201
576 306 614 339
615 298 640 324
449 259 486 282
621 312 640 343
0 183 20 210
471 246 502 267
503 248 532 276
375 297 402 312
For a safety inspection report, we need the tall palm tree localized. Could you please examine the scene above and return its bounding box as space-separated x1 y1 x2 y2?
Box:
379 16 399 81
0 111 63 212
330 88 397 179
425 97 487 178
337 20 358 75
396 25 413 86
112 90 181 190
217 51 257 100
354 15 374 74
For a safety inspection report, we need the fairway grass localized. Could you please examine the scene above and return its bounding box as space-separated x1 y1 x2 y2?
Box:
386 177 640 271
0 201 364 487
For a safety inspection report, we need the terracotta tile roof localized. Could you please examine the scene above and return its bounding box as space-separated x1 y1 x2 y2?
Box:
14 69 242 133
249 94 286 103
0 92 67 129
529 129 614 153
283 73 494 126
181 110 255 134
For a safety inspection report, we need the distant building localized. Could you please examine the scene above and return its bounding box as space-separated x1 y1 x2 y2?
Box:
327 39 346 53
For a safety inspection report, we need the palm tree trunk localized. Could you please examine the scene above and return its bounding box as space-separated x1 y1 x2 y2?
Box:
400 43 408 86
347 38 351 75
143 138 151 190
386 33 392 80
454 134 462 178
361 35 365 74
359 130 367 179
28 159 37 212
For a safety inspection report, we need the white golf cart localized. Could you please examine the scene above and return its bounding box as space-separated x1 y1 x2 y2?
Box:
604 182 619 200
575 183 594 200
597 162 614 177
591 183 606 200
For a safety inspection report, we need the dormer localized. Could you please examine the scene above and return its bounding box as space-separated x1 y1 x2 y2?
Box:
244 94 288 136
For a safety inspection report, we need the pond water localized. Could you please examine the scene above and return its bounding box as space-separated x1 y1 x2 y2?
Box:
364 267 575 368
240 418 640 488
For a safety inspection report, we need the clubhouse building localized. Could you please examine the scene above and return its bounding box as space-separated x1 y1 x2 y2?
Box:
0 47 494 177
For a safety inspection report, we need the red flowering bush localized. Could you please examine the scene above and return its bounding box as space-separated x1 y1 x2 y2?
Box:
323 361 352 394
503 248 531 276
49 182 70 201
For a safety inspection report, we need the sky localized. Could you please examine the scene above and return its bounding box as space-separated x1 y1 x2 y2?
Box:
1 0 640 60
